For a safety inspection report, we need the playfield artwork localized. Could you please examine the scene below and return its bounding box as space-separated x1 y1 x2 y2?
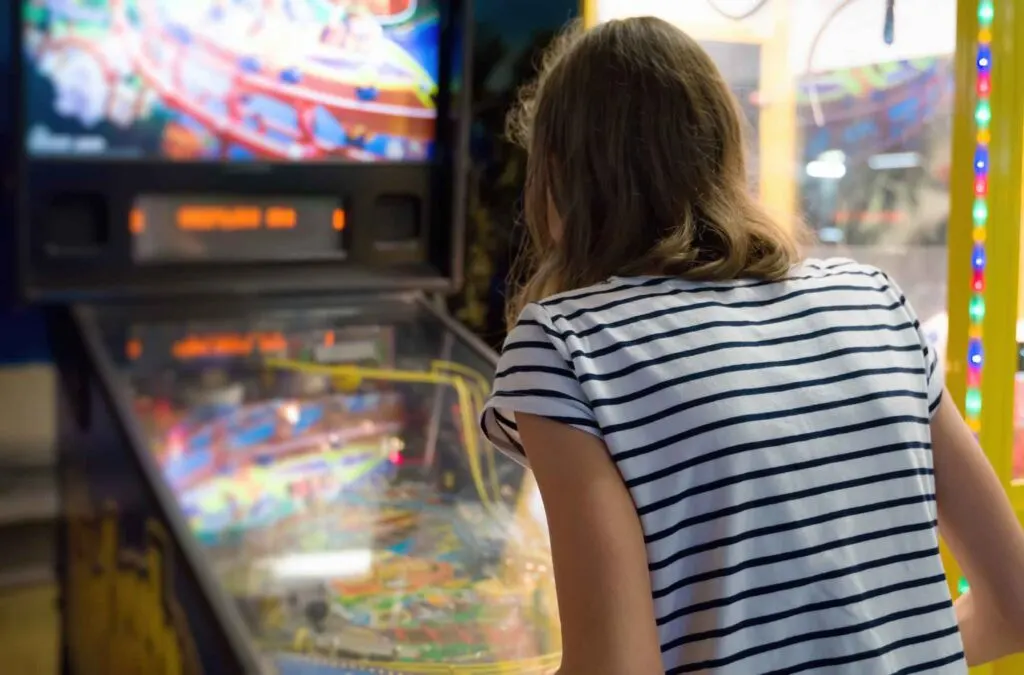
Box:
127 345 561 672
22 0 441 161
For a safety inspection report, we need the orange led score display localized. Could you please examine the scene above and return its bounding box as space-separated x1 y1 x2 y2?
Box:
125 331 345 361
176 205 295 231
171 332 288 360
130 195 347 263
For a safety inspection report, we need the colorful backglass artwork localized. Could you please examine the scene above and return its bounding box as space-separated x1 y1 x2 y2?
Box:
22 0 441 161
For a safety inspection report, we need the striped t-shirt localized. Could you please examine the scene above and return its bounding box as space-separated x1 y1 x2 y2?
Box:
481 259 966 674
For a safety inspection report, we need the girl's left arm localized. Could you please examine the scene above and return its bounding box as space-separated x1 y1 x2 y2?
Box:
518 412 663 675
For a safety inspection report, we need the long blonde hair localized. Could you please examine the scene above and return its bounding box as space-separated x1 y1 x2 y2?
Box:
505 17 803 328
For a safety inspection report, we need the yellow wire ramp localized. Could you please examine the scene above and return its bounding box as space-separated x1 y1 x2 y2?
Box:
264 358 506 517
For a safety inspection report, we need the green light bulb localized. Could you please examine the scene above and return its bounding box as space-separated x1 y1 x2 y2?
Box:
965 388 983 417
975 101 992 126
973 199 988 224
979 0 995 26
969 294 986 323
958 576 971 595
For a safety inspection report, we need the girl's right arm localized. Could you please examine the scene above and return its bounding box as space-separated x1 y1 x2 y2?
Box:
932 391 1024 664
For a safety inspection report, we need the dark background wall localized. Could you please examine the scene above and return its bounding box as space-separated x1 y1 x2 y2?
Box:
0 8 47 365
453 0 579 349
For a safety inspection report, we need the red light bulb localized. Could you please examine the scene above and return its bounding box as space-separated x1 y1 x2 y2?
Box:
967 369 982 389
977 73 992 96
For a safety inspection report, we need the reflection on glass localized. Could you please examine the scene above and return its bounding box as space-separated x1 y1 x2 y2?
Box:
594 0 954 352
801 56 953 328
107 305 559 672
676 7 956 417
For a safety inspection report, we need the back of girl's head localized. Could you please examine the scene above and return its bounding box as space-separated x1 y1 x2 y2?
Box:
506 16 802 326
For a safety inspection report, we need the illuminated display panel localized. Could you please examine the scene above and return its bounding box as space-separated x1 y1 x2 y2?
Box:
124 326 392 364
22 0 440 162
590 0 955 357
131 194 346 263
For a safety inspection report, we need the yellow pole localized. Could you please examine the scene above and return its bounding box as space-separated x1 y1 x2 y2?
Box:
582 0 596 26
946 0 1024 672
757 0 796 227
979 0 1024 502
985 31 1024 675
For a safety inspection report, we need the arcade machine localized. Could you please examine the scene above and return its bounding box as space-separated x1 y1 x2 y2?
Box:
12 1 560 674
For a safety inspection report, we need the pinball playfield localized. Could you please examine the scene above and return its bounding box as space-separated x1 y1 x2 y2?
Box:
81 295 559 675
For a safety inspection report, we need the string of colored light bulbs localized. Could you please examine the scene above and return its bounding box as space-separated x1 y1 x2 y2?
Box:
966 0 995 435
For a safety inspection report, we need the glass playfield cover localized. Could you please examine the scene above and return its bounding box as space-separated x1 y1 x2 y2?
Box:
93 297 560 674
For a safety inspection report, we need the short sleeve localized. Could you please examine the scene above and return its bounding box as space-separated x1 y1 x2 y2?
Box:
480 303 600 465
882 271 944 416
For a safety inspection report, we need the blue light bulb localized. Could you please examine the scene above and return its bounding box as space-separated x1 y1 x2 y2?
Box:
972 244 986 270
977 46 992 72
968 339 984 367
975 147 989 174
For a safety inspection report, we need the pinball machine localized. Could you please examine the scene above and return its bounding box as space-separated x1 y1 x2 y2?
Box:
11 1 560 673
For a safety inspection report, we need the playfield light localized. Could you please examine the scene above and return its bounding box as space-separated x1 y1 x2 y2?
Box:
264 549 374 581
965 0 995 433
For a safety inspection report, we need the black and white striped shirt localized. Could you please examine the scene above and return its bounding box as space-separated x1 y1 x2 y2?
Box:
481 259 965 674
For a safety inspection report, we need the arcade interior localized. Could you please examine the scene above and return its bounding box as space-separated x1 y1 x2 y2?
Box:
5 0 1024 673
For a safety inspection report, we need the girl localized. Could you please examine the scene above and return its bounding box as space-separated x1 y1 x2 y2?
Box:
480 16 1024 675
